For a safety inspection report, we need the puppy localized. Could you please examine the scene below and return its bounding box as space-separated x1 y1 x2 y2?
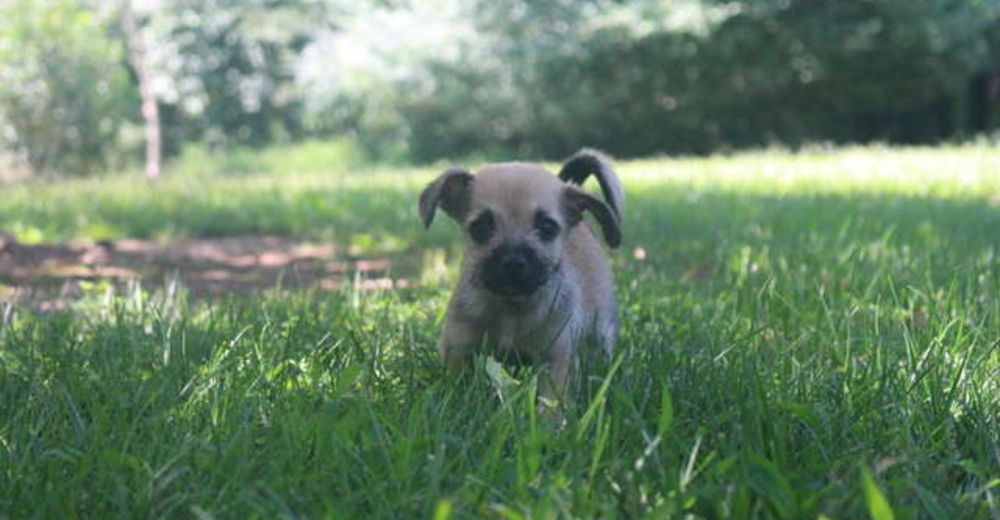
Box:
419 149 623 405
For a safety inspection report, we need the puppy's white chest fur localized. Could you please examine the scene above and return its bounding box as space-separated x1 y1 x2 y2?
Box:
482 280 582 361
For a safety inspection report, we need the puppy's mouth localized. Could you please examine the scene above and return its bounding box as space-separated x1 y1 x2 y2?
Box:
479 243 551 297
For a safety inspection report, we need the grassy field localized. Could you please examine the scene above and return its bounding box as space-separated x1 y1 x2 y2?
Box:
1 145 999 519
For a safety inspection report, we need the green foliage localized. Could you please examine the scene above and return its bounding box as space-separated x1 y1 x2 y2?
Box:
146 0 330 151
3 0 999 175
1 146 999 518
382 0 1000 160
0 0 134 175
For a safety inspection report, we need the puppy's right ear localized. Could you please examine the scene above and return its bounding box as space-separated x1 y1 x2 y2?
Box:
419 167 474 228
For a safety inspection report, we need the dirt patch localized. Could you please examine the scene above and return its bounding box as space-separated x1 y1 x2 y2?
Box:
0 234 416 310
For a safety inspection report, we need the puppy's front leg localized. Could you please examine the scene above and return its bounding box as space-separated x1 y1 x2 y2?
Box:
537 334 573 417
438 309 483 371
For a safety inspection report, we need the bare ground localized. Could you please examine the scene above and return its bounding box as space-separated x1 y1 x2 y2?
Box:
0 234 416 310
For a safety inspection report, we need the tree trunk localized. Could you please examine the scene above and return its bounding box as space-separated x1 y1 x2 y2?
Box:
122 0 161 180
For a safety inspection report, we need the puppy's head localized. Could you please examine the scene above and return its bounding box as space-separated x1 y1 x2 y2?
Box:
420 162 621 298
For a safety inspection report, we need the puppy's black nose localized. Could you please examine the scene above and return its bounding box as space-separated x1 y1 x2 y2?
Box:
500 249 528 275
481 241 548 296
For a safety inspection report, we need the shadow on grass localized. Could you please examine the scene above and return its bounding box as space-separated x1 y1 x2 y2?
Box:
1 188 997 310
0 235 417 310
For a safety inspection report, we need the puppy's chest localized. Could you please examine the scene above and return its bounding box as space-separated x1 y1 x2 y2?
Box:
485 303 578 356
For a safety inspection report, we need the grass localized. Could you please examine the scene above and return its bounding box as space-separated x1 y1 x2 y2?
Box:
1 144 999 519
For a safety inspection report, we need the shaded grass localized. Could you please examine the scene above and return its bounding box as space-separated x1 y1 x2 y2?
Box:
1 145 999 519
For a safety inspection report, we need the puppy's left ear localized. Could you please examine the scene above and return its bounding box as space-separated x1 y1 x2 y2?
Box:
559 149 624 225
563 185 622 248
419 167 474 228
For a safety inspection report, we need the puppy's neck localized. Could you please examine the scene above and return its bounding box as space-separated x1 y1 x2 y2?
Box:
488 292 544 313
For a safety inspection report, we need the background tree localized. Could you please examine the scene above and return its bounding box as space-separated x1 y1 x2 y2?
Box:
145 0 331 154
0 0 134 176
1 0 997 175
120 0 161 180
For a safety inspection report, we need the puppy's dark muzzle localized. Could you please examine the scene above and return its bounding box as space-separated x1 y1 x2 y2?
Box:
480 242 549 296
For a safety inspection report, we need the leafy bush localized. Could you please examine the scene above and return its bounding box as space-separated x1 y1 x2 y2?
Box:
299 0 1000 161
0 0 135 176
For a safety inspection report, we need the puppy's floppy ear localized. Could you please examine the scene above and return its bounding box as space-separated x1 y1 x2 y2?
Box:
419 167 474 228
558 148 624 225
563 185 622 248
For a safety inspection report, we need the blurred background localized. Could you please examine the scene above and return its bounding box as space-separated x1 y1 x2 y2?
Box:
1 0 998 180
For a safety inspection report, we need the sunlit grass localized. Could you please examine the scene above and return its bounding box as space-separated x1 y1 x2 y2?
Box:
623 143 1000 196
2 143 998 246
1 144 999 518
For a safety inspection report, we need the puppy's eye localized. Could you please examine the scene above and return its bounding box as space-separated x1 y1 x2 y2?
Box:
534 213 560 241
468 211 495 244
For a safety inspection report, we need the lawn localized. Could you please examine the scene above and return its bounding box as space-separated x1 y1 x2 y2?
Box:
1 145 998 519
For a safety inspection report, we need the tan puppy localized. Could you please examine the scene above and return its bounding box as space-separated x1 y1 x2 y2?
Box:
419 150 623 404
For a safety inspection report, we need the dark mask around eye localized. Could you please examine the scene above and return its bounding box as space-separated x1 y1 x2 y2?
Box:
534 210 560 242
468 210 495 244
